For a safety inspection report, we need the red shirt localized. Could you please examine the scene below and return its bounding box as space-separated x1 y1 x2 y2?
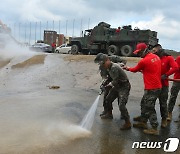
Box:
160 56 178 86
116 28 120 33
51 43 56 48
174 56 180 79
129 53 162 90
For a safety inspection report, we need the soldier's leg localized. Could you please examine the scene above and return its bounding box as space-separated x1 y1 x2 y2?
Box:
167 82 180 121
133 90 146 122
118 97 124 119
133 90 148 129
100 86 112 116
168 82 180 113
101 87 118 119
142 89 161 135
159 86 168 118
118 82 131 130
159 86 168 127
118 84 130 121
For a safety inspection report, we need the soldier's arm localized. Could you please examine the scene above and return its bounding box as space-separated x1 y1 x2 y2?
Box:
165 56 179 76
116 56 127 65
102 76 112 86
109 55 127 64
127 60 144 72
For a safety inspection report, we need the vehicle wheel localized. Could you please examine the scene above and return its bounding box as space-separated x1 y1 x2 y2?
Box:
71 45 79 55
55 50 59 53
68 50 71 54
108 45 119 55
120 45 133 57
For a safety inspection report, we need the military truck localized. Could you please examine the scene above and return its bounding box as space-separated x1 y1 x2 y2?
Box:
70 22 158 56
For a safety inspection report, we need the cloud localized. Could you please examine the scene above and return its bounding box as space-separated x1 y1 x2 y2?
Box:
20 0 62 21
0 0 180 51
18 0 91 22
131 14 180 50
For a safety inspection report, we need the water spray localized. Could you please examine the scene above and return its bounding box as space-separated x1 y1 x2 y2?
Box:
80 95 100 130
80 81 105 130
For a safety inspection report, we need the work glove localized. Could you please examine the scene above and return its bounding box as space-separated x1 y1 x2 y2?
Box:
161 74 168 80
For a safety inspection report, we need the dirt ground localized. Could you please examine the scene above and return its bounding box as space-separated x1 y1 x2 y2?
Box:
0 53 179 154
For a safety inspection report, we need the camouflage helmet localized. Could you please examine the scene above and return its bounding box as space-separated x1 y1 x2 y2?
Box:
94 53 105 63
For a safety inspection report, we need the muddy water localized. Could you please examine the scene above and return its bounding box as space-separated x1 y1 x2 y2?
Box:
0 54 179 154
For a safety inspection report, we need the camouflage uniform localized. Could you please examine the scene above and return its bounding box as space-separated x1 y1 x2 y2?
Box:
168 82 180 112
109 55 127 65
138 88 166 122
141 89 161 128
99 56 127 113
159 86 169 119
104 63 131 121
154 50 178 120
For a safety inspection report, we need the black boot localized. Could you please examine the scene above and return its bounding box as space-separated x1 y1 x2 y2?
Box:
101 111 113 119
100 110 107 117
120 119 131 130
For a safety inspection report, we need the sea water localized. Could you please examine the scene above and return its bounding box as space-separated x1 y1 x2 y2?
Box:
80 95 100 130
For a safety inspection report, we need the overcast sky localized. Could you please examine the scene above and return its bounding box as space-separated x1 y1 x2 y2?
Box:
1 0 180 51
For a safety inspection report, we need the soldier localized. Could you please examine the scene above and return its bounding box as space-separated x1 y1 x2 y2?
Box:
123 43 162 135
95 54 131 130
151 44 178 127
94 53 127 118
167 56 180 121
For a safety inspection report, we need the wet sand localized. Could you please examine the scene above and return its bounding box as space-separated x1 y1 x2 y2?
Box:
0 58 11 68
11 55 46 69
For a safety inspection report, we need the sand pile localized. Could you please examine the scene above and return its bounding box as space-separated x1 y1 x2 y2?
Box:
11 55 47 69
0 58 11 68
64 55 95 62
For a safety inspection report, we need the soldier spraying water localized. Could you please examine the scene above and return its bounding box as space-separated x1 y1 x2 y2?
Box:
95 54 131 130
94 53 127 119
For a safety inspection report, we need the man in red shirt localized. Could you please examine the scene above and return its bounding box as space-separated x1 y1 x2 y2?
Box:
151 44 178 127
51 42 56 53
116 27 121 33
167 56 180 121
123 43 162 135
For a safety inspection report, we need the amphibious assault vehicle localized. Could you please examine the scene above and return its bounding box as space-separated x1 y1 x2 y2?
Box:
70 22 158 56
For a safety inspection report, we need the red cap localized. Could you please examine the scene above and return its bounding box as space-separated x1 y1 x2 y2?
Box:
133 43 147 54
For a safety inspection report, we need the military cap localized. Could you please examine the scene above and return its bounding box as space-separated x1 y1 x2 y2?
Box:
94 53 108 63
